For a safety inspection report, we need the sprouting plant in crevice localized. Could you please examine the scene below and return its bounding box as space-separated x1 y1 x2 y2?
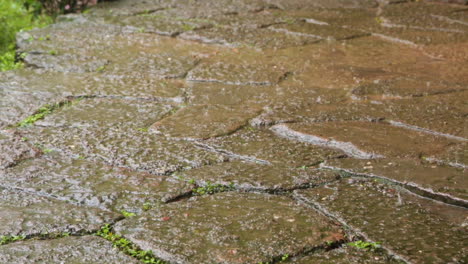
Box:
0 235 26 245
347 240 382 251
192 181 235 195
96 224 167 264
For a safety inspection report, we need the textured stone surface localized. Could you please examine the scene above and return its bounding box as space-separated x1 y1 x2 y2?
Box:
0 236 138 264
115 192 344 264
2 155 192 213
0 187 119 237
294 179 468 263
1 0 467 262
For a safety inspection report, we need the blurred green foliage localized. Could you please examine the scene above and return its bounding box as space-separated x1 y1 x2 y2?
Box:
0 0 51 71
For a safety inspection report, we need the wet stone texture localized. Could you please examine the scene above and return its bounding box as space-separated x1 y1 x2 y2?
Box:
1 0 468 263
115 192 344 264
0 236 138 264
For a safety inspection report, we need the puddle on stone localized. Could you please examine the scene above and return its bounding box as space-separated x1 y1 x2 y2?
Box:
294 179 468 264
115 192 344 264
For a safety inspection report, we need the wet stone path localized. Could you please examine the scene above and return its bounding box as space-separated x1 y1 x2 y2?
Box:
0 0 467 263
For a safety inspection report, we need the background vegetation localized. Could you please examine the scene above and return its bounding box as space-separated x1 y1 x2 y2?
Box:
0 0 98 71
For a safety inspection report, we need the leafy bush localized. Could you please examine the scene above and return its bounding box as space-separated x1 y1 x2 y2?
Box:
0 0 51 71
37 0 98 15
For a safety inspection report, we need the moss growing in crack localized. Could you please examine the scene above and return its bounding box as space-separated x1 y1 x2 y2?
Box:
17 101 71 127
0 235 26 245
192 181 235 196
96 224 166 264
121 210 136 218
347 240 382 252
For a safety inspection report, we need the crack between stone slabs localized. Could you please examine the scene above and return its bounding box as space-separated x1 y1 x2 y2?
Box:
293 193 412 264
67 94 186 104
384 120 468 142
320 163 468 208
193 142 271 165
422 157 467 170
0 217 124 247
186 78 274 87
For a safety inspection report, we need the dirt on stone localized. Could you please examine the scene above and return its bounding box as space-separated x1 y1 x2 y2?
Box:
0 0 467 263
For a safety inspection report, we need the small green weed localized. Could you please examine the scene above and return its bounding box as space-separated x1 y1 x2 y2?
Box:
48 50 58 55
192 181 235 195
16 100 72 127
97 224 166 264
347 240 381 251
136 127 149 132
0 235 26 245
121 210 136 218
96 65 106 72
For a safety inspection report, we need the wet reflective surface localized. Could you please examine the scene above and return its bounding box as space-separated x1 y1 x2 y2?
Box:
1 0 467 263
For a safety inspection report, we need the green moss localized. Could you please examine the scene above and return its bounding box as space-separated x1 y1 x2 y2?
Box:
16 100 73 127
347 240 382 251
192 181 235 195
97 224 167 264
0 235 26 245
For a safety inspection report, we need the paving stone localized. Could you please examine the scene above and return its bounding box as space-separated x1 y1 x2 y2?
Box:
0 187 119 237
290 246 401 264
151 104 262 139
180 23 318 49
270 20 368 41
350 78 467 100
24 53 109 73
0 68 186 99
114 192 344 264
294 179 468 264
206 127 342 167
271 121 461 159
1 155 192 213
0 88 57 128
324 158 468 203
0 132 39 169
0 236 137 264
379 91 468 138
187 50 289 86
175 161 339 191
20 126 225 175
187 82 274 106
35 97 175 129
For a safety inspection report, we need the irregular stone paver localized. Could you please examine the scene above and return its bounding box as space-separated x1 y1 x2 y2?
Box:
187 50 289 85
0 131 39 169
20 126 225 175
1 68 186 100
272 121 462 159
0 236 137 264
151 104 261 139
2 155 192 213
324 158 468 203
35 97 175 129
0 187 119 237
176 161 339 191
205 127 342 167
289 246 401 264
115 192 344 264
294 179 468 264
